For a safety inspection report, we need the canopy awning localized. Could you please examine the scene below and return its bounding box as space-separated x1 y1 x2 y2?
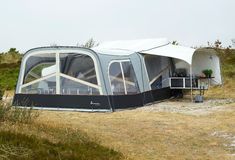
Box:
93 38 196 64
141 44 195 64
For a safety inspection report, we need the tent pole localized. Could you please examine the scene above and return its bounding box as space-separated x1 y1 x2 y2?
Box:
190 65 193 102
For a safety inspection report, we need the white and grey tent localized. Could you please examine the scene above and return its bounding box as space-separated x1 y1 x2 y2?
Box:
13 38 222 111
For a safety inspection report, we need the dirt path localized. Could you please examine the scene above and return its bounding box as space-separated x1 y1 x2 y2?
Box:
38 100 235 160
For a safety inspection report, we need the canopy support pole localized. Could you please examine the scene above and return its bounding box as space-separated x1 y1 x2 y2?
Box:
190 65 193 102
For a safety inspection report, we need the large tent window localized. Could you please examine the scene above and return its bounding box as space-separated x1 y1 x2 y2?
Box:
21 52 101 95
144 55 171 89
60 76 100 95
109 60 139 95
122 61 140 94
109 62 125 95
23 53 56 84
21 76 56 94
59 53 100 95
60 53 97 85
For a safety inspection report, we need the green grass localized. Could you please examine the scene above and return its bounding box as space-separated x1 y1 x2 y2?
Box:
0 130 122 160
0 102 123 160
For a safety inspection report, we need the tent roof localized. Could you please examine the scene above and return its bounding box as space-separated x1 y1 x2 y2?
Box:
92 38 196 64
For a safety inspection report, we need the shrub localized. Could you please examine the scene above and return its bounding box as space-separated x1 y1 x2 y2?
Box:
202 69 213 78
0 102 11 122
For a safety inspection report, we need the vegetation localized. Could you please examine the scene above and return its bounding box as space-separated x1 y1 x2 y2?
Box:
0 102 122 160
78 38 99 48
41 102 235 160
0 48 22 98
0 130 122 160
0 102 39 124
204 42 235 99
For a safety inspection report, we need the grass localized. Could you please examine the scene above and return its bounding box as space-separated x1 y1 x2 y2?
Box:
0 130 122 160
204 48 235 99
0 102 123 160
38 103 235 160
0 102 39 124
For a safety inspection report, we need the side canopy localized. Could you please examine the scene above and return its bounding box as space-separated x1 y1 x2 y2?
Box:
94 38 222 84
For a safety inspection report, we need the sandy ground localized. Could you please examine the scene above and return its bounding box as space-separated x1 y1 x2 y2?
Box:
137 98 235 115
37 99 235 160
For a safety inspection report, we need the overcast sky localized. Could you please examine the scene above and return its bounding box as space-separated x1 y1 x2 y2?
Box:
0 0 234 52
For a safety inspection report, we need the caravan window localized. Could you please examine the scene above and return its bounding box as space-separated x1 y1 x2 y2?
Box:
144 55 171 89
59 53 100 95
21 53 56 94
109 60 139 95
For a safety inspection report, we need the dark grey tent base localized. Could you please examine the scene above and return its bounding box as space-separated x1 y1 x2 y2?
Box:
13 87 174 111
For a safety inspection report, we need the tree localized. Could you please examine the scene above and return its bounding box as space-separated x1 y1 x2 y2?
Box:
78 38 99 48
8 48 19 54
214 40 222 48
172 40 179 45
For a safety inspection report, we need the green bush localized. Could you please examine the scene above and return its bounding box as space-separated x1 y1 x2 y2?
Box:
202 69 213 78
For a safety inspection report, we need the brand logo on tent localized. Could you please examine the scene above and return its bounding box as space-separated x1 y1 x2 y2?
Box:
90 101 101 107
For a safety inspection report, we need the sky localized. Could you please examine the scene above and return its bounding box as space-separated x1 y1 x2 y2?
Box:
0 0 234 52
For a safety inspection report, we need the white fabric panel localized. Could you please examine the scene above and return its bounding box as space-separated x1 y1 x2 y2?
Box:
93 38 195 64
142 44 195 64
94 38 168 52
192 51 222 84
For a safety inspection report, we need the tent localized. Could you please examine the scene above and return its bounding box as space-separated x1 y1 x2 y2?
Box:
13 39 222 111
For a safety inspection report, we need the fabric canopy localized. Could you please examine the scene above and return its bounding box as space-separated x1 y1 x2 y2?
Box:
141 44 195 64
93 38 196 64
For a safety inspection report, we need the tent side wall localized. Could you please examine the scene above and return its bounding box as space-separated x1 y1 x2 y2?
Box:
13 46 175 111
96 52 173 110
13 47 112 111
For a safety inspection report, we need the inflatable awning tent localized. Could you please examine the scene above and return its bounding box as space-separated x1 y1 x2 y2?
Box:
13 38 222 111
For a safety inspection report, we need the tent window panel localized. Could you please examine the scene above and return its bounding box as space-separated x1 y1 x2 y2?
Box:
109 62 125 95
60 53 98 85
151 76 162 89
60 77 100 95
21 76 56 94
144 55 162 81
121 61 140 94
144 55 171 89
24 53 56 84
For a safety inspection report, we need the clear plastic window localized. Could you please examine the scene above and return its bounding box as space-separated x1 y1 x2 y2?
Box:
145 55 170 89
109 62 125 95
21 52 100 95
122 61 140 94
60 76 100 95
109 61 139 95
60 53 97 85
21 76 56 94
24 53 56 84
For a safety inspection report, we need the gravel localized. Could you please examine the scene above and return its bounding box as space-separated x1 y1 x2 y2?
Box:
137 98 235 115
